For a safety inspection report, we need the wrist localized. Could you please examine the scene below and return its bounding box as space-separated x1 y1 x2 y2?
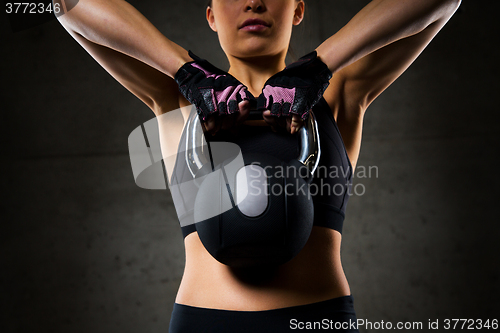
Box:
169 47 193 79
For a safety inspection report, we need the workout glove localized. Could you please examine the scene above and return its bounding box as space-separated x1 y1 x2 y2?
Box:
175 51 255 121
257 51 332 120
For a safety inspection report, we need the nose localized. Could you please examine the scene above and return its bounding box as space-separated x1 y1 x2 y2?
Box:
245 0 266 12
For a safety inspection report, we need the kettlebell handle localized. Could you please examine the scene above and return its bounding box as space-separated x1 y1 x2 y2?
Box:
297 111 321 176
185 106 211 178
185 106 321 178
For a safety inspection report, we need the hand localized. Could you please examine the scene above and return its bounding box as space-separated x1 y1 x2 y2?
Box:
262 110 304 135
202 99 253 136
175 51 255 122
257 51 332 121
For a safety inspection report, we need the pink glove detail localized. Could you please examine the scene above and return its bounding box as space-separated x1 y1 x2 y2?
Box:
175 51 256 120
257 51 332 120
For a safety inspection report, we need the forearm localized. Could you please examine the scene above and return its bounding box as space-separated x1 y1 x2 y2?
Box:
316 0 461 74
53 0 190 78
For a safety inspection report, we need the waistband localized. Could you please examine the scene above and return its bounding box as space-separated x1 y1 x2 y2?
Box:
173 294 356 317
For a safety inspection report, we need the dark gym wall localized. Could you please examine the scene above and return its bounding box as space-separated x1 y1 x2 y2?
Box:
1 1 499 332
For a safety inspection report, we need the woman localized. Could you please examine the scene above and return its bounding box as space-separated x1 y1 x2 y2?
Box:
55 0 461 331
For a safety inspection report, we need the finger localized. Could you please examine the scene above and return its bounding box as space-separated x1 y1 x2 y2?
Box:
206 115 223 136
205 116 216 133
290 114 303 134
201 121 209 134
263 110 279 132
264 111 289 134
235 100 251 125
263 110 277 125
285 116 292 133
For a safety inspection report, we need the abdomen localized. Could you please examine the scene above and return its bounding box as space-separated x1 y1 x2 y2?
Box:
176 226 351 311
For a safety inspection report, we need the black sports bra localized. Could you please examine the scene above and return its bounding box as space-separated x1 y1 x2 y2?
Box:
169 97 352 237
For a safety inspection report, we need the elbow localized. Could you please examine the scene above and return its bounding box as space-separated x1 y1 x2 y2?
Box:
442 0 462 19
52 0 79 24
53 0 86 38
52 0 69 25
448 0 462 13
427 0 461 27
52 0 67 20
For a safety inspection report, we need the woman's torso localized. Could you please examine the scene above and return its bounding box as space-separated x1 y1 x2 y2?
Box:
178 227 350 310
167 95 353 311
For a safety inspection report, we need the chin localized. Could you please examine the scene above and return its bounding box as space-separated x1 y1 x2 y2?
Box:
231 41 283 59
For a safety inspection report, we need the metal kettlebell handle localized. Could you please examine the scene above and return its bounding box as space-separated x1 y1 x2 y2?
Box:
297 111 321 176
185 106 210 179
185 107 321 178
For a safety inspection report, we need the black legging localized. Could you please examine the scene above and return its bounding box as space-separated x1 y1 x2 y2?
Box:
169 295 359 333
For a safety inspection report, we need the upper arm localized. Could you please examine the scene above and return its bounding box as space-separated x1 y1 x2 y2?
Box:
66 29 182 115
330 18 449 115
323 18 452 168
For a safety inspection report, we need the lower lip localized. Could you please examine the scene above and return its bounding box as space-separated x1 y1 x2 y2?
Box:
240 24 269 32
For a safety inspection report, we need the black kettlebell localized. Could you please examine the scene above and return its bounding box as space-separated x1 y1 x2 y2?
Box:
185 107 321 267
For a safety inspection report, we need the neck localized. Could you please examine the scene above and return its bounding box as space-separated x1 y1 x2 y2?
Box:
227 52 287 97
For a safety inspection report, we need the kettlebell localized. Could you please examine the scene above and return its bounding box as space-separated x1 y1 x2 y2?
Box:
185 107 321 267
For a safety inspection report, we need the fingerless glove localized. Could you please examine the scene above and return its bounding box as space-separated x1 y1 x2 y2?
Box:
175 51 255 121
257 51 332 120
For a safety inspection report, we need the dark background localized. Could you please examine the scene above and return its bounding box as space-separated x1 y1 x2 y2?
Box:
1 1 499 332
